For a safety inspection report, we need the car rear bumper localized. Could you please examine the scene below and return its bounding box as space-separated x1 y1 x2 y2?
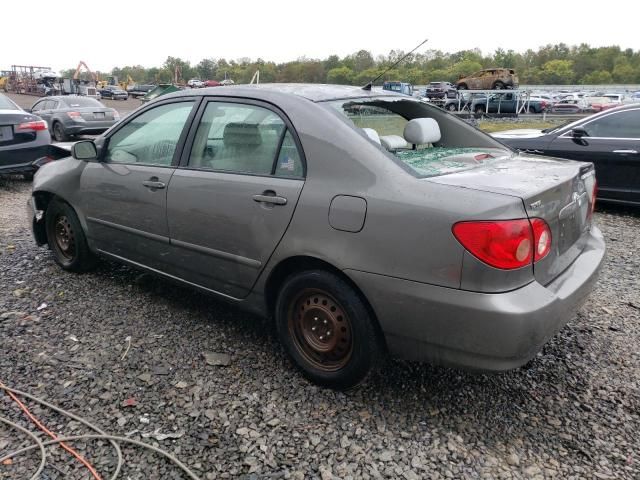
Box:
0 145 50 173
346 225 605 371
66 122 115 135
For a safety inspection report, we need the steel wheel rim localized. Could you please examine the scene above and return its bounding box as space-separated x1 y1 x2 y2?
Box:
54 215 75 260
288 289 353 372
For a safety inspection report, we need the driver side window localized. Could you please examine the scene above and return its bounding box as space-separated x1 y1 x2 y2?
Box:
105 101 193 166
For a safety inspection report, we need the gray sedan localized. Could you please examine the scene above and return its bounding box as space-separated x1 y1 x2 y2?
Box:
28 84 605 389
30 95 119 142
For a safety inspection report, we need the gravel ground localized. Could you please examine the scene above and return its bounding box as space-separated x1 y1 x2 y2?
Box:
0 177 639 479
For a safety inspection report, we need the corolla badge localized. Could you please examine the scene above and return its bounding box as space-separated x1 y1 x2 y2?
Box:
530 200 542 209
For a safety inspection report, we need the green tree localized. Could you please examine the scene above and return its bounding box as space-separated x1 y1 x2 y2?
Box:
539 60 574 84
581 70 613 84
326 66 354 85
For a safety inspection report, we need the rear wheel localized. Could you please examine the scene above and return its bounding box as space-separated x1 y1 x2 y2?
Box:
457 83 468 90
475 105 486 114
447 103 457 112
275 270 382 390
492 81 505 90
53 122 69 142
45 199 96 272
22 172 34 181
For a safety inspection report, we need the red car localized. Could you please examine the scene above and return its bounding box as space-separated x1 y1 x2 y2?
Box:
203 80 221 87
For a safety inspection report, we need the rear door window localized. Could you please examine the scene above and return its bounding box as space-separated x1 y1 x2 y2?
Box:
187 101 304 177
583 110 640 138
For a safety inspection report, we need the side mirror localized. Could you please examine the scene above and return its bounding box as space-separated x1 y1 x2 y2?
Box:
72 140 98 161
571 127 588 138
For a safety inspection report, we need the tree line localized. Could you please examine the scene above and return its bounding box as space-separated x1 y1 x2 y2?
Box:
62 44 640 86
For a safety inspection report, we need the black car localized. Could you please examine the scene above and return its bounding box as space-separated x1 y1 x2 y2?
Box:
0 93 52 179
494 104 640 205
99 85 128 100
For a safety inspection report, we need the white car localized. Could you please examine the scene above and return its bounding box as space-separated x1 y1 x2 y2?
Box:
187 79 205 88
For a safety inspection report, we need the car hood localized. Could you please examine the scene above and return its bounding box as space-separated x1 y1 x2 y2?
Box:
491 129 545 139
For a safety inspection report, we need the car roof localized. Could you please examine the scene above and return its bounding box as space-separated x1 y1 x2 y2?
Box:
162 83 400 103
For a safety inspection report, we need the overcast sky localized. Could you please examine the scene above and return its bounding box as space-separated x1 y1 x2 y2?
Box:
3 0 637 72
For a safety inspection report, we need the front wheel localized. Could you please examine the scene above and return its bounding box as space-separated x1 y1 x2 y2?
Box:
275 270 383 390
447 103 457 112
45 199 96 272
492 81 505 90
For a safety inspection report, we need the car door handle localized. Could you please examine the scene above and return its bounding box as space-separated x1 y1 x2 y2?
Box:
253 193 287 205
612 149 638 154
142 178 166 190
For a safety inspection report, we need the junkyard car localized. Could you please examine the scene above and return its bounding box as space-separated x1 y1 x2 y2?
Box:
493 104 640 205
456 68 519 90
30 96 119 142
0 93 51 179
29 84 605 389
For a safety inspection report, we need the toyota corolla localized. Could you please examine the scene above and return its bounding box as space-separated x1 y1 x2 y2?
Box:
28 84 605 389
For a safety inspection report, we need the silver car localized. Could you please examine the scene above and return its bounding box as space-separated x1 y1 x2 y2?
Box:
28 84 605 389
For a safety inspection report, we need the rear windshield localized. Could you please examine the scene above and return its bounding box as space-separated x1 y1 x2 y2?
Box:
62 97 103 108
0 95 20 110
322 97 511 178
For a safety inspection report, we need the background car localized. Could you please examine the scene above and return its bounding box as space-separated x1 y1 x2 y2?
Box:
30 96 119 142
493 104 640 205
203 80 221 87
99 85 128 100
425 81 457 99
29 84 603 389
0 93 51 179
187 78 205 88
456 68 519 90
551 98 591 113
472 93 548 114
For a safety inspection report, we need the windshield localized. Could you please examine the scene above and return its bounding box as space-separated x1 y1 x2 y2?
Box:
0 95 20 110
322 97 511 178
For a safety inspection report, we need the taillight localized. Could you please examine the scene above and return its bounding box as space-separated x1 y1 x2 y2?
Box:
453 220 533 270
531 218 551 261
591 181 597 215
16 120 47 131
452 218 552 270
67 111 82 119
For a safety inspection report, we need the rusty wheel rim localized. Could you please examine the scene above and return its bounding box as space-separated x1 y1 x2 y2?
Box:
54 215 75 260
288 289 353 372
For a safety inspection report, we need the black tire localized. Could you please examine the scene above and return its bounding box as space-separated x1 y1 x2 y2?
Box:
457 83 468 90
446 103 457 112
22 172 34 181
53 122 69 142
492 81 505 90
45 198 96 272
475 105 486 114
275 270 382 390
528 106 538 114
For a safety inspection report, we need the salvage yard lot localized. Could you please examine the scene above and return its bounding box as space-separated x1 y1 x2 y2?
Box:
1 183 639 477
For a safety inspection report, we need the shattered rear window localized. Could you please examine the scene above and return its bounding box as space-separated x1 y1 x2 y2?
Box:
394 148 505 177
322 97 512 178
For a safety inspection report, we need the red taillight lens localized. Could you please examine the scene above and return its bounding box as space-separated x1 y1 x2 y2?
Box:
531 218 552 261
67 111 82 119
452 220 533 270
17 120 47 131
591 181 597 214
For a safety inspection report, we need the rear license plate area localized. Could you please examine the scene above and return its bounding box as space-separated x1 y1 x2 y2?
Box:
94 112 105 119
0 125 13 142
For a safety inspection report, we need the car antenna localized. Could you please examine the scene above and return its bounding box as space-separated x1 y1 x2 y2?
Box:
362 38 429 91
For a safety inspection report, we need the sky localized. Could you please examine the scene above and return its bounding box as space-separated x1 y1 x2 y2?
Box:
2 0 638 73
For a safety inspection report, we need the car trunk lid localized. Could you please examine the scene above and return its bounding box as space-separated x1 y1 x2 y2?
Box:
0 111 41 147
430 153 596 285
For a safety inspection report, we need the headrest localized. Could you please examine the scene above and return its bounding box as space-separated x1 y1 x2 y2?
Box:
380 135 410 151
223 123 262 147
362 128 381 145
403 118 441 145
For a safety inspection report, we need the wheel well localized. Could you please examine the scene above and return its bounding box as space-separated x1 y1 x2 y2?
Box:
264 256 387 350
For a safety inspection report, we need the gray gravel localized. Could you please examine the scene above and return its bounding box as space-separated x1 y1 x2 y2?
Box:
1 177 639 479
